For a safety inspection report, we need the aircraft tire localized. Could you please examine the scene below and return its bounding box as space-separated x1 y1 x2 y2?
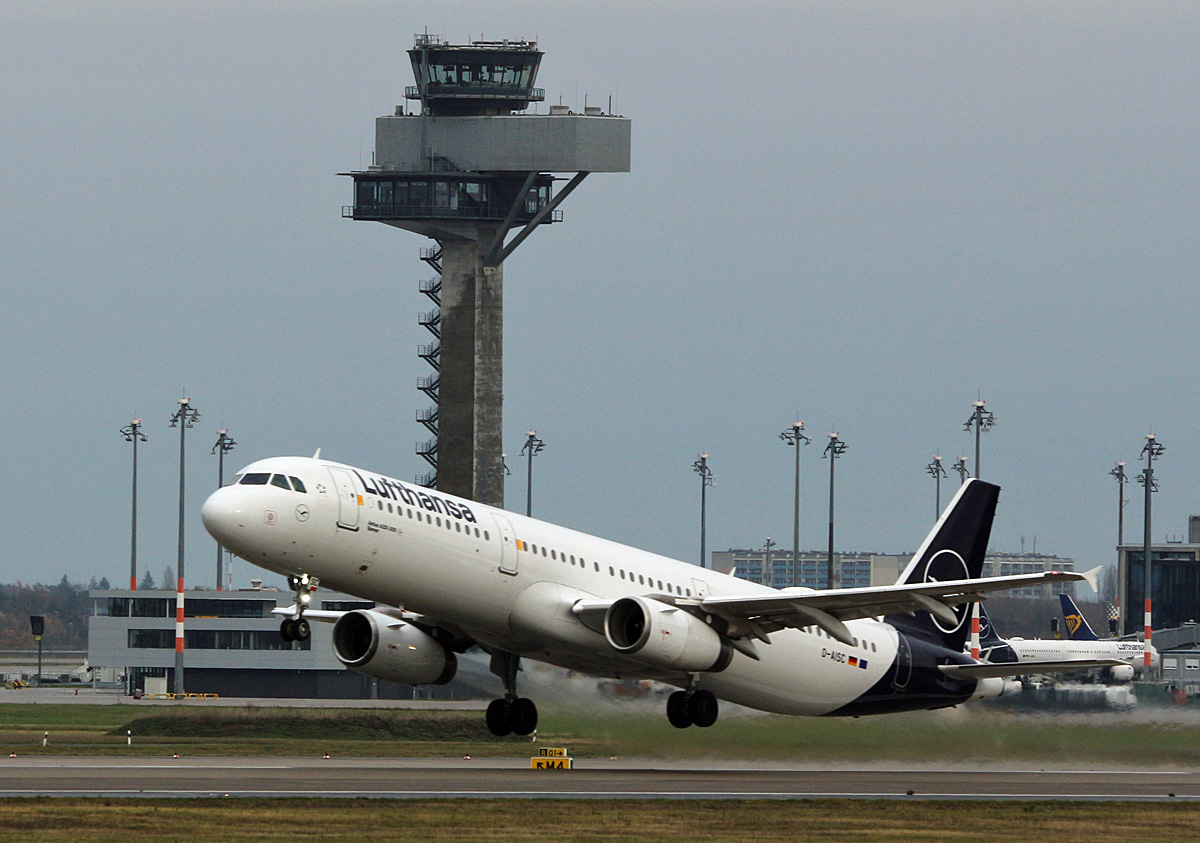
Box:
507 697 538 736
666 691 693 729
688 690 719 728
279 620 295 642
486 699 512 737
294 619 311 641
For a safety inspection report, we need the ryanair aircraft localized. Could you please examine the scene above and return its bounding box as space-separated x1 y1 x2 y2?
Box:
201 456 1114 735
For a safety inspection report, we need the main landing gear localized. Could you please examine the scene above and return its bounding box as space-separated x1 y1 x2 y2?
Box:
485 652 538 737
666 687 719 729
280 574 318 643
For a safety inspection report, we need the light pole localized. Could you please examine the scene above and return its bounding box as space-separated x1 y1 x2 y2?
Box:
953 456 969 486
962 399 996 478
212 429 236 591
1111 460 1128 629
926 454 947 520
780 421 811 587
1110 461 1127 546
119 419 147 591
168 397 200 695
693 454 714 569
823 433 847 589
1137 434 1164 673
763 537 776 587
520 430 544 517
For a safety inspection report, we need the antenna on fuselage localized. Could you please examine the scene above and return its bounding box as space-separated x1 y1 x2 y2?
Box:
312 448 322 459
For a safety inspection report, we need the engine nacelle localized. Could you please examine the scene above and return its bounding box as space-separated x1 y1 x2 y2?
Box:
331 609 456 685
1106 663 1135 683
604 596 733 673
969 677 1023 701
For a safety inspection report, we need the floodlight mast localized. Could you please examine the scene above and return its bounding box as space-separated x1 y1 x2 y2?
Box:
926 454 947 520
763 537 776 587
212 429 237 590
693 455 714 569
953 456 969 486
119 419 147 591
168 397 200 695
1111 460 1128 631
519 430 544 517
962 399 996 478
822 433 847 589
780 421 811 587
1137 434 1164 672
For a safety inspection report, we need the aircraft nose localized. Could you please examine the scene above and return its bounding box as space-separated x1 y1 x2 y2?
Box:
201 486 245 546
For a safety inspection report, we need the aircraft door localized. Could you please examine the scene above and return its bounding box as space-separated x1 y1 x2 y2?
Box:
891 631 912 691
690 578 711 599
326 467 360 530
492 513 517 576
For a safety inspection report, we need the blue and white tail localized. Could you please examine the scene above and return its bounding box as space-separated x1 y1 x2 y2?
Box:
887 478 1000 652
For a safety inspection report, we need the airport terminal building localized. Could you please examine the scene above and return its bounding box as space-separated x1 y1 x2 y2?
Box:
714 549 1076 597
87 584 495 699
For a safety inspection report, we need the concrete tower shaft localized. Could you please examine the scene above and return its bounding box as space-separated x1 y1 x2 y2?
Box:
343 34 629 507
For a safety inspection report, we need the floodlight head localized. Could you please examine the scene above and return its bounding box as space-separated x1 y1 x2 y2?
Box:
973 400 986 408
1117 461 1126 467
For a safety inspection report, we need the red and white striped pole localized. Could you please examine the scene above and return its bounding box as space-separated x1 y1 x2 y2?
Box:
970 602 981 661
1144 598 1153 670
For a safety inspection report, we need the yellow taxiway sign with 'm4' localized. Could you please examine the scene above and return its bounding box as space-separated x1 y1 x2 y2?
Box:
531 757 571 769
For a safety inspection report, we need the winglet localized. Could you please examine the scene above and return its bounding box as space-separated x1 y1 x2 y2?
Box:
1079 565 1102 595
312 448 322 459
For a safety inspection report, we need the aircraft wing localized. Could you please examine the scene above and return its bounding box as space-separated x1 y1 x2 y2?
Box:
696 570 1090 647
939 658 1126 680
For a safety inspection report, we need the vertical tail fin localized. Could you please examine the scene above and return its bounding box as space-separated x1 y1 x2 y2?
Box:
886 479 1000 652
1059 593 1099 641
975 601 1006 646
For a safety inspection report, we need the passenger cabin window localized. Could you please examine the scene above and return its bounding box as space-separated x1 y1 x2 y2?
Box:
240 473 270 485
270 474 291 490
289 476 307 493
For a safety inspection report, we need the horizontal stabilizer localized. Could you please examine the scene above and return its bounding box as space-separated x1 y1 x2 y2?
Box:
939 658 1125 680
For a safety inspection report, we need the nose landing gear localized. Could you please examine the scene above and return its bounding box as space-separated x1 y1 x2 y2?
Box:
485 652 538 737
279 574 318 643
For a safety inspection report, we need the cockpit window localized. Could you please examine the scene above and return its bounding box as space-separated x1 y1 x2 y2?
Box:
270 474 292 490
240 473 270 485
288 476 307 493
228 474 244 487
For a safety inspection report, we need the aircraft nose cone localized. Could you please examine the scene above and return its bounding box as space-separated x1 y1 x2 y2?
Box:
201 486 244 546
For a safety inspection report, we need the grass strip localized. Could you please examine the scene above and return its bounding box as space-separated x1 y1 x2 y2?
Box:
0 798 1196 842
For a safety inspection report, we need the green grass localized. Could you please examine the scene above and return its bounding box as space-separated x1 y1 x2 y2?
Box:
0 799 1196 842
0 703 1197 766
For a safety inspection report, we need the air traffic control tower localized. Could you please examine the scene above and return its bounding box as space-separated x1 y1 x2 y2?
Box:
343 35 630 507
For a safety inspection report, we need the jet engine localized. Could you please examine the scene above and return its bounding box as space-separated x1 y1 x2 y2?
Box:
968 677 1023 700
331 610 457 685
604 596 733 673
1106 663 1135 683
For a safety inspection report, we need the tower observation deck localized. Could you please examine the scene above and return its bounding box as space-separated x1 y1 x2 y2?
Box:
343 35 630 507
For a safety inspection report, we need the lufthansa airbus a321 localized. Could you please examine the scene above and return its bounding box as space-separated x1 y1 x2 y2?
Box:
201 454 1112 735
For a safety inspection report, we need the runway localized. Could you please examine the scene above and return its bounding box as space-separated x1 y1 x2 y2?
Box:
1 756 1197 800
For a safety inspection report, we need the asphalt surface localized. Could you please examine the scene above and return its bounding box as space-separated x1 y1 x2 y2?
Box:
1 756 1197 800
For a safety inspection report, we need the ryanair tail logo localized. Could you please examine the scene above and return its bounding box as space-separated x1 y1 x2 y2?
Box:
1065 612 1084 636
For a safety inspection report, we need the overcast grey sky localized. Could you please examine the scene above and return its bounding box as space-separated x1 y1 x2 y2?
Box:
3 2 1199 592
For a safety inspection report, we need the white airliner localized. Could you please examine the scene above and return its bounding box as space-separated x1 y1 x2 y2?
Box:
976 597 1157 682
201 455 1114 735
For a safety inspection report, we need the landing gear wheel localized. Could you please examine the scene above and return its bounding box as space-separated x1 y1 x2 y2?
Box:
507 697 538 736
667 691 693 729
279 619 296 642
294 619 311 642
688 689 719 728
486 699 512 737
